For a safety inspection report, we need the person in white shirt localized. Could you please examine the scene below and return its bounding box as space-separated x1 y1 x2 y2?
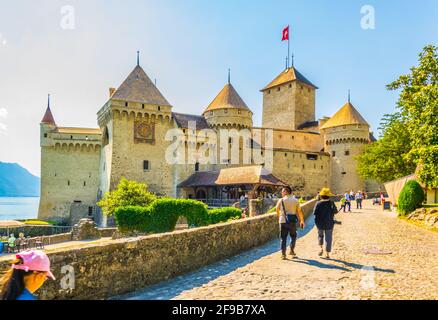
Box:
355 191 363 209
276 186 305 260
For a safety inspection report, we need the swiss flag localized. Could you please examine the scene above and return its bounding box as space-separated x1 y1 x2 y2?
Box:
282 25 289 41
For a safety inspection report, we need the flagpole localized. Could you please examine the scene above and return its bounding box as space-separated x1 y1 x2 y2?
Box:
288 34 290 69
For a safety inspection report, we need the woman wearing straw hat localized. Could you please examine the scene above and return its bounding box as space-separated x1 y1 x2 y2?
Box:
313 188 339 259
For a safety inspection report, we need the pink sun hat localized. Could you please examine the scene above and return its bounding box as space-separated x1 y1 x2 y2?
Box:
12 250 56 280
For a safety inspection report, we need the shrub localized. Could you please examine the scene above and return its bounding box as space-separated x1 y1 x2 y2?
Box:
398 180 425 215
97 178 156 216
114 198 209 233
208 207 242 224
114 206 152 233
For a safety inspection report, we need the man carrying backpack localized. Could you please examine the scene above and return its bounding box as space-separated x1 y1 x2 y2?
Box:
276 186 305 260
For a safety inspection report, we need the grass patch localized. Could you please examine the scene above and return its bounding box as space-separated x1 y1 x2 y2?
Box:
399 216 438 233
23 220 54 225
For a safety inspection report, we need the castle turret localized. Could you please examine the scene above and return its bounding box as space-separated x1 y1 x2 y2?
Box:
261 67 317 130
203 81 253 129
40 94 56 147
320 100 370 194
96 58 175 197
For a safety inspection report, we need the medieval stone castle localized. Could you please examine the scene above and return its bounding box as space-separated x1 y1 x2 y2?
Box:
38 59 377 225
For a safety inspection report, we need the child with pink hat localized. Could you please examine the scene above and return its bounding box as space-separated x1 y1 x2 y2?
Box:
0 250 55 300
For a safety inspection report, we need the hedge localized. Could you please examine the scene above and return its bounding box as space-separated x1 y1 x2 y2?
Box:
208 207 242 224
115 198 209 233
398 180 425 215
114 199 242 234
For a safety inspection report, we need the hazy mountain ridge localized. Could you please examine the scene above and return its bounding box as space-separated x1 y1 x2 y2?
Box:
0 162 40 197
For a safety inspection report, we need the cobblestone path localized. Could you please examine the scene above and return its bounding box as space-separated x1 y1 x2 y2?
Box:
117 200 438 300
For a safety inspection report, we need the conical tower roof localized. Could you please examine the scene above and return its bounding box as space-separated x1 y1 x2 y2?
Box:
111 65 171 106
203 83 252 114
261 67 318 91
320 102 369 130
41 95 56 125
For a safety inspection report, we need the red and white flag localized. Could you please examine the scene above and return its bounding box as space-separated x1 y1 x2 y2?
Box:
282 25 289 41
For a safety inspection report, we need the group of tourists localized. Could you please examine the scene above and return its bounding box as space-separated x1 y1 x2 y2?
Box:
340 190 365 212
276 186 341 260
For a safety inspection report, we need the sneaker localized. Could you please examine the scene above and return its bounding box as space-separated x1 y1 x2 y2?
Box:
289 249 297 258
281 254 287 260
325 252 330 259
318 248 324 256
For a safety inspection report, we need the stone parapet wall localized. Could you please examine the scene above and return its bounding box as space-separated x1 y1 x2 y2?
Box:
0 200 316 300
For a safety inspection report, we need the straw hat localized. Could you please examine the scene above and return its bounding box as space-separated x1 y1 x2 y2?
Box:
319 188 334 197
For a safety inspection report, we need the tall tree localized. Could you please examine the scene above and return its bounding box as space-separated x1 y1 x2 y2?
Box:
357 112 415 183
358 45 437 186
387 45 438 188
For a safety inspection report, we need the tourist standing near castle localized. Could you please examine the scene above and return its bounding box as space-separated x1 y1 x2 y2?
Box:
313 188 338 259
343 191 352 212
355 191 364 209
276 187 305 260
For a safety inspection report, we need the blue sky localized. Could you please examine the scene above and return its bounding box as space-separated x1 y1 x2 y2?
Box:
0 0 437 176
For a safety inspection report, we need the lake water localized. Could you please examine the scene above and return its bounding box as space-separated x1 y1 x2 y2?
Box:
0 197 39 221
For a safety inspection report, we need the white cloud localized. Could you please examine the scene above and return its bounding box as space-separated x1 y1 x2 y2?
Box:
0 108 8 118
0 108 8 132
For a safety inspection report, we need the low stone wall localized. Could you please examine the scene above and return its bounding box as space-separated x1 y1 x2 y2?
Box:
0 200 316 300
41 233 73 246
0 225 72 237
98 228 117 238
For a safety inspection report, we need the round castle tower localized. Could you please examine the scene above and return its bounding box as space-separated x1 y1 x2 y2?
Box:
320 100 370 195
202 79 253 130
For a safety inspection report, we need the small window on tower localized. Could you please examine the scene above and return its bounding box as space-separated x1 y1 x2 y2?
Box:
224 109 228 114
332 151 336 157
83 181 86 187
289 84 292 88
44 133 47 138
158 106 161 111
345 150 350 156
195 162 200 172
125 102 128 107
277 87 280 91
142 104 145 109
143 160 150 171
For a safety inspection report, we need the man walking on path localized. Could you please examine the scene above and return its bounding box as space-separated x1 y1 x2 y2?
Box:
344 191 351 212
276 186 305 260
313 188 338 259
355 191 363 209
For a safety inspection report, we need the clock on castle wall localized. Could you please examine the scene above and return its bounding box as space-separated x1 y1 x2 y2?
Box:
134 121 156 144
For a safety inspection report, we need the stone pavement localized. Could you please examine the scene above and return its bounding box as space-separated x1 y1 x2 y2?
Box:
172 200 438 300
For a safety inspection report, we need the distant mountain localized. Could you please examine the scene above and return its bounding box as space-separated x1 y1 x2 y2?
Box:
0 162 40 197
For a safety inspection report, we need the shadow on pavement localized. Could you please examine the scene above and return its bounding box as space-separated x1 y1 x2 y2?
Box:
112 216 316 300
290 258 351 272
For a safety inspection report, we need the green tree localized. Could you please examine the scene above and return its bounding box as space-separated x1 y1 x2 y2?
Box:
387 45 438 188
97 178 156 216
358 45 437 186
357 113 415 183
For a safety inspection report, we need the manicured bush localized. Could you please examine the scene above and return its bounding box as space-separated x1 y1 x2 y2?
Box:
398 180 425 215
208 207 242 224
114 198 209 233
114 206 152 233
